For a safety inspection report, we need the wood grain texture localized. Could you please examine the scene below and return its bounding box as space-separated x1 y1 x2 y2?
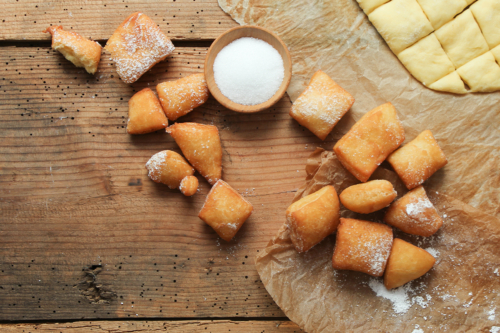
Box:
0 0 237 41
0 46 342 321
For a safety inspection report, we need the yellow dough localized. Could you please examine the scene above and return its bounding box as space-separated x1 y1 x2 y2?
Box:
416 0 467 30
428 71 468 94
356 0 390 14
470 0 500 49
492 45 500 64
465 0 477 4
397 33 455 86
368 0 434 55
457 52 500 92
435 10 489 69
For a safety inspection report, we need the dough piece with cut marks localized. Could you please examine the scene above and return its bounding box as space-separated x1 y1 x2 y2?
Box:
356 0 390 15
333 102 405 182
470 0 500 49
434 10 489 69
340 180 396 214
397 33 455 86
166 122 222 185
384 186 443 236
457 52 500 92
156 74 209 121
332 218 393 277
387 130 447 190
286 185 340 253
44 26 102 75
198 180 253 241
384 238 436 289
127 88 168 134
368 0 434 54
492 45 500 64
416 0 467 30
290 70 354 140
105 12 175 84
428 71 468 94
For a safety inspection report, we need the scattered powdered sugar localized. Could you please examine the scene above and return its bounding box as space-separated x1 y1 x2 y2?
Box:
491 327 500 333
214 37 284 105
425 247 440 258
489 307 496 321
368 279 432 314
406 197 433 216
494 268 499 276
145 151 167 182
412 324 424 333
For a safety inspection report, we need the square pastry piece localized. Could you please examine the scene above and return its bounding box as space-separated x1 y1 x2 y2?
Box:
105 12 175 84
368 0 434 54
435 10 489 69
198 180 253 241
334 102 405 182
286 185 340 253
384 186 443 237
471 0 500 49
416 0 467 30
387 130 447 190
290 71 354 140
332 218 393 277
457 52 500 92
127 88 168 134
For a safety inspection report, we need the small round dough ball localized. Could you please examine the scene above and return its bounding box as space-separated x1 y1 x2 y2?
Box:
179 176 198 196
340 180 397 214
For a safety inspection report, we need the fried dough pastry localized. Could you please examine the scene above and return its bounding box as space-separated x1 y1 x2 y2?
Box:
333 102 405 182
179 176 199 196
340 180 397 214
286 185 340 253
157 74 210 121
105 12 175 84
127 88 168 134
44 26 102 75
166 122 222 185
384 238 436 289
387 130 447 190
384 186 443 237
198 180 253 241
289 70 355 140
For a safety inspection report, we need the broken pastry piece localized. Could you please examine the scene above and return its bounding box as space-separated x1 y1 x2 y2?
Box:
289 70 354 140
198 180 253 241
333 102 405 182
179 176 198 197
286 185 340 253
127 88 168 134
332 218 393 277
340 180 396 214
105 12 175 84
157 74 210 121
384 186 443 237
145 150 198 196
166 122 222 185
44 26 102 74
387 130 447 190
384 238 436 289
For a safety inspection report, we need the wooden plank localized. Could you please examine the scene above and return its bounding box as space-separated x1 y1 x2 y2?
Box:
1 320 303 332
0 46 335 321
0 0 237 41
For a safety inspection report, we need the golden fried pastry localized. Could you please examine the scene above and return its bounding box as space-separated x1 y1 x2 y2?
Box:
157 74 210 121
333 102 405 182
332 218 393 277
289 70 355 140
127 88 168 134
44 26 102 74
179 176 198 196
145 150 198 196
198 180 253 241
384 238 436 289
387 130 447 190
166 122 222 185
286 185 340 253
384 186 443 237
105 12 175 84
340 180 396 214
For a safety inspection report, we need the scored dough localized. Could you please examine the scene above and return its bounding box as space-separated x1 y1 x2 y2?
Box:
492 45 500 64
457 52 500 92
428 72 468 94
356 0 390 14
397 33 455 86
470 0 500 49
416 0 467 30
435 10 489 69
368 0 434 54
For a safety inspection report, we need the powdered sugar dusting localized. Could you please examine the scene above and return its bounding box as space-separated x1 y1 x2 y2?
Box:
368 279 432 314
412 325 424 333
145 151 167 182
425 247 440 258
406 197 433 216
491 327 500 333
489 307 496 321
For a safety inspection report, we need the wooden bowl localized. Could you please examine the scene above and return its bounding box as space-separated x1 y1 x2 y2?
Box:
204 26 292 113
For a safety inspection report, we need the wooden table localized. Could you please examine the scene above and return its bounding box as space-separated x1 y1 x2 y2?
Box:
0 1 340 331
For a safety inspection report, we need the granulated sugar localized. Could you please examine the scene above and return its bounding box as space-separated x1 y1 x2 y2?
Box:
213 37 284 105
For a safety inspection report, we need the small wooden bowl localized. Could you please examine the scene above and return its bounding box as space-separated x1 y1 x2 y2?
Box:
204 26 292 113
